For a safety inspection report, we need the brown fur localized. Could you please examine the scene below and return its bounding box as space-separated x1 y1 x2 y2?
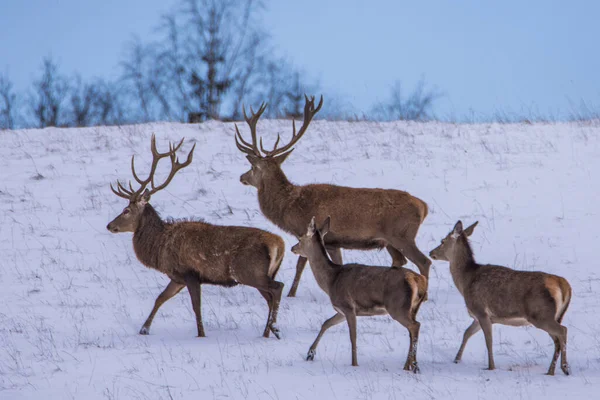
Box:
107 196 285 339
107 135 285 338
240 138 431 298
429 220 572 375
291 217 426 371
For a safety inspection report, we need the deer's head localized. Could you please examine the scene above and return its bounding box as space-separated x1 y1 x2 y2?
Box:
291 216 331 258
107 134 195 233
429 220 478 261
235 95 323 188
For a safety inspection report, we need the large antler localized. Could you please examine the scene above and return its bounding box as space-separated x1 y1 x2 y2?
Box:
110 134 195 201
234 95 323 158
260 95 323 157
234 103 268 157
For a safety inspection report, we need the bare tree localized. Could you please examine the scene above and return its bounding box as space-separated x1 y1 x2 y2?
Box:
93 79 127 126
373 77 442 121
69 75 97 127
120 38 156 122
0 72 17 129
29 57 69 128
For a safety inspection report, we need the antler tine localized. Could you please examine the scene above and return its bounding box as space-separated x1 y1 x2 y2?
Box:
235 102 267 157
110 183 130 199
261 94 324 157
147 141 196 195
110 181 133 200
259 134 281 154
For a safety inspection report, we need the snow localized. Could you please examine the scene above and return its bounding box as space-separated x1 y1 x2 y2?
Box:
1 120 599 399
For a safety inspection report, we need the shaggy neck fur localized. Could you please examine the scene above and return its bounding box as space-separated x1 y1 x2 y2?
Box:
256 167 297 232
133 204 167 271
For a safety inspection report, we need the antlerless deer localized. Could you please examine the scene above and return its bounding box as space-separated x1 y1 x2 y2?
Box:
429 221 572 375
235 95 431 298
292 216 427 371
107 135 285 339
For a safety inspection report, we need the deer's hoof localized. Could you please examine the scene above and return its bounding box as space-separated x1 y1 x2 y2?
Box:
306 349 316 361
270 325 281 340
562 364 571 376
139 327 149 335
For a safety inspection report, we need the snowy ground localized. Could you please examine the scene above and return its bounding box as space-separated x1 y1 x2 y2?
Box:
1 119 599 399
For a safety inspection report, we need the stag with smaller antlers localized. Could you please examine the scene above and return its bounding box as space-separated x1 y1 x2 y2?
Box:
235 96 431 298
107 135 285 339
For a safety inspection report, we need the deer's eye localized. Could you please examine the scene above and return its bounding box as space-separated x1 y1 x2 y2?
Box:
123 209 130 215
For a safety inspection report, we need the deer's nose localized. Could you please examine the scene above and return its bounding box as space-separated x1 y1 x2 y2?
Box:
107 223 118 233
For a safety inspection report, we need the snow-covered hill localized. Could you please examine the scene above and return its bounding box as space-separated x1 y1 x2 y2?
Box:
1 120 599 399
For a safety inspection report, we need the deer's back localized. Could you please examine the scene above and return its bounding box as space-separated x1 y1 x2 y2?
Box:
160 221 284 283
287 184 427 247
329 264 417 314
464 264 570 322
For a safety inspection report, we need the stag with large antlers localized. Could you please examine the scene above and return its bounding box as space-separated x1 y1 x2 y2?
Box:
107 135 285 338
235 96 431 297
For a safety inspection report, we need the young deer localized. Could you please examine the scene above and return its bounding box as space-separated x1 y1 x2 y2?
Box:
291 216 427 371
107 135 285 339
235 96 431 298
429 221 572 375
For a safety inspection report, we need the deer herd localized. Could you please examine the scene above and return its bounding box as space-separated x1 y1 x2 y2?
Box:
107 95 572 376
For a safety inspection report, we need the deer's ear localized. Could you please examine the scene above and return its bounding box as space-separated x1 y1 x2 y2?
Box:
307 216 317 237
319 216 331 237
246 155 259 165
451 220 463 238
463 221 478 237
273 150 293 165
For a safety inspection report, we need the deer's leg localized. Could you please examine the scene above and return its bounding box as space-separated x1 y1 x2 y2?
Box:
388 306 421 373
454 319 481 363
325 247 343 264
530 318 570 376
257 289 273 338
386 245 408 268
306 312 346 361
344 310 359 367
139 280 185 335
267 280 284 339
287 256 308 297
390 239 431 300
547 335 561 376
237 267 284 339
477 315 495 370
184 273 205 337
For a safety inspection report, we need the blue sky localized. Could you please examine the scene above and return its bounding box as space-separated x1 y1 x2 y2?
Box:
1 0 598 119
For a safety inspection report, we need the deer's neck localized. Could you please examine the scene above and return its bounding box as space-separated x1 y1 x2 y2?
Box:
256 168 297 232
305 238 340 295
449 236 478 296
133 205 167 271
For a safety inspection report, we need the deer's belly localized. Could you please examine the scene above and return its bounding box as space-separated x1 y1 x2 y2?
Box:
491 317 531 327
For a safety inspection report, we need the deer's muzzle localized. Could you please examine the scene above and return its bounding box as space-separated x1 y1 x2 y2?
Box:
107 223 119 233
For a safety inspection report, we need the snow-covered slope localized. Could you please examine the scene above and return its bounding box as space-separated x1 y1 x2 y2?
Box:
1 120 599 399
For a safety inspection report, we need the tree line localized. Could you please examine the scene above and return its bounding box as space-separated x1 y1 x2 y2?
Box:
0 0 441 130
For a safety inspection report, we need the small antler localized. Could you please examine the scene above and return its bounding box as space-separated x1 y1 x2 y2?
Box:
260 95 323 158
110 134 195 201
234 102 268 157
